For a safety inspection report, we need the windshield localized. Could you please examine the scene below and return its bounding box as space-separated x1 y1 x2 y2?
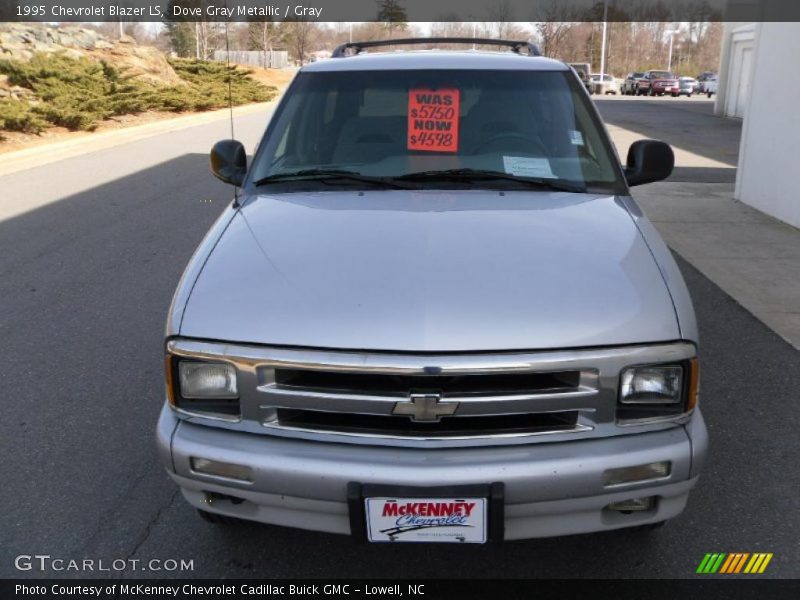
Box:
650 71 674 79
249 69 625 193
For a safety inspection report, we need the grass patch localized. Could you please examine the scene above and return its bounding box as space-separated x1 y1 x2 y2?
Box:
0 54 278 134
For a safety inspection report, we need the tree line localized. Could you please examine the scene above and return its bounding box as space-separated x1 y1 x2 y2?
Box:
89 10 721 77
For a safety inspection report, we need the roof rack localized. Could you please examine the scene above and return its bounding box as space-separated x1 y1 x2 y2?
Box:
331 37 541 58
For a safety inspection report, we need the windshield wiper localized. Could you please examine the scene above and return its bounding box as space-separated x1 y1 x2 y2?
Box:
253 169 408 189
395 169 586 192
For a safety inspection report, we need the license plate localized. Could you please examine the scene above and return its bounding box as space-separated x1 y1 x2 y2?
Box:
365 497 487 543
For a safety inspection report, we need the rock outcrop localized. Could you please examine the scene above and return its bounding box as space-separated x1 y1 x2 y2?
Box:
0 24 183 86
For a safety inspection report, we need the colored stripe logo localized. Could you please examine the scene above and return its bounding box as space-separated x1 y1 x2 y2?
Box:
697 553 773 574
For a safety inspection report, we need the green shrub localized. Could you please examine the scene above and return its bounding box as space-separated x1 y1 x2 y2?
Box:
0 53 279 134
0 100 48 133
168 58 276 109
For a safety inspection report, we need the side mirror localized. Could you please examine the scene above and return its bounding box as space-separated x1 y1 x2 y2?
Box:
210 139 247 187
624 139 674 187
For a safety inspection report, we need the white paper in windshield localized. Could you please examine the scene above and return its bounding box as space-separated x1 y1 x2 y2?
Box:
502 156 555 179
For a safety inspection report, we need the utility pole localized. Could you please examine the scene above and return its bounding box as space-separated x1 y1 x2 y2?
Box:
666 29 677 71
599 0 608 76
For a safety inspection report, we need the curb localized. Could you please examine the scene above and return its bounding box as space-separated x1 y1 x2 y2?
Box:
0 100 277 178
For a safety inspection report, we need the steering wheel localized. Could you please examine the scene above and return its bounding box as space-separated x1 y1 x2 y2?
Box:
473 131 547 155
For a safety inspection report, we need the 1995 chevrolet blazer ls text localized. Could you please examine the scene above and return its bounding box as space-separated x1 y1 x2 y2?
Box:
156 38 708 543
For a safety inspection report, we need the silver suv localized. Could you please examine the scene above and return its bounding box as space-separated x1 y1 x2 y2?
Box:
157 38 707 543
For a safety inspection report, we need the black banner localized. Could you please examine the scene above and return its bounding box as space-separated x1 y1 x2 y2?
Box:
2 0 800 23
3 579 800 600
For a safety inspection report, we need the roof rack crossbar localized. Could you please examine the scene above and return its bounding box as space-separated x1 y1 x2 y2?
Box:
331 38 541 58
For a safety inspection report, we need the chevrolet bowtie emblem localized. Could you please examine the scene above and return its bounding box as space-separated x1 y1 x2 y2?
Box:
392 393 459 422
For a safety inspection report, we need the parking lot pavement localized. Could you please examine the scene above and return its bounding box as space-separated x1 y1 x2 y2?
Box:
596 98 800 350
595 96 740 182
1 100 797 580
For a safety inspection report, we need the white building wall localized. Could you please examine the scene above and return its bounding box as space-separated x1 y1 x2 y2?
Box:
736 23 800 228
715 23 755 118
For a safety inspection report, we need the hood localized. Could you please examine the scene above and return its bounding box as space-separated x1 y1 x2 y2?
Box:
179 190 679 352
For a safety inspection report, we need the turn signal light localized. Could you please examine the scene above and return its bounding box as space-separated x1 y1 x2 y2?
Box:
191 457 253 483
687 357 700 412
603 461 671 487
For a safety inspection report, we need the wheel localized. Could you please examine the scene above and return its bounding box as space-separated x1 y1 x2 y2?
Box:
672 92 678 97
197 509 240 525
688 92 692 97
707 91 712 98
648 88 655 96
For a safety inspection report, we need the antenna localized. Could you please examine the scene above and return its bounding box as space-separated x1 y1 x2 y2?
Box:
222 7 240 206
224 15 235 140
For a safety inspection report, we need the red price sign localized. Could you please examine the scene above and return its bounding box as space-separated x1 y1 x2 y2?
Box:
407 88 460 153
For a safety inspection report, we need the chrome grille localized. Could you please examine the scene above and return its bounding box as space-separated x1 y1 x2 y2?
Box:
167 340 697 448
272 368 582 397
275 408 580 438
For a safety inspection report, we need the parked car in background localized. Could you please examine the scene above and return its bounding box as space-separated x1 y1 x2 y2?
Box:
639 70 680 96
590 73 620 95
696 71 717 93
568 62 593 93
621 71 646 95
678 77 698 97
705 76 718 97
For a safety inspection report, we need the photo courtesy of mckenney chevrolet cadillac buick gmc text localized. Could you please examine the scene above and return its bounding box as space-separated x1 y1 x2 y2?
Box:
157 38 707 544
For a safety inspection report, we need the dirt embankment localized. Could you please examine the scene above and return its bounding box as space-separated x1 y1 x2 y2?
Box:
0 24 295 154
0 24 183 86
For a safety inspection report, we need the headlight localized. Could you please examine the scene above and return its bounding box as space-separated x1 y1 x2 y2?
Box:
617 359 698 423
620 365 683 404
178 361 238 398
166 357 240 419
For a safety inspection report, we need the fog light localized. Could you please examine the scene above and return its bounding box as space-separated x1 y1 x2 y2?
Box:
606 497 655 512
603 461 670 486
190 457 253 482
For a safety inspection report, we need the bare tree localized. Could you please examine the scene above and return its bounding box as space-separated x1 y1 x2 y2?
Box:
484 0 517 39
248 21 280 67
533 1 579 57
284 21 319 65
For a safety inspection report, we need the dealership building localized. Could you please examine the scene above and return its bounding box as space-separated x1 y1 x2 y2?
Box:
717 21 800 228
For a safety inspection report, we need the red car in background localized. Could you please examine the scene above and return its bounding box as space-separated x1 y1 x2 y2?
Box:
638 70 680 96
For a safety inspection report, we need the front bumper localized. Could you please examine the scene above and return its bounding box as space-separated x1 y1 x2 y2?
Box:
157 405 708 540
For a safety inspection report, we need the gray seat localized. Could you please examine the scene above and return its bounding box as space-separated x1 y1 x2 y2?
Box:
461 98 539 154
332 116 406 164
